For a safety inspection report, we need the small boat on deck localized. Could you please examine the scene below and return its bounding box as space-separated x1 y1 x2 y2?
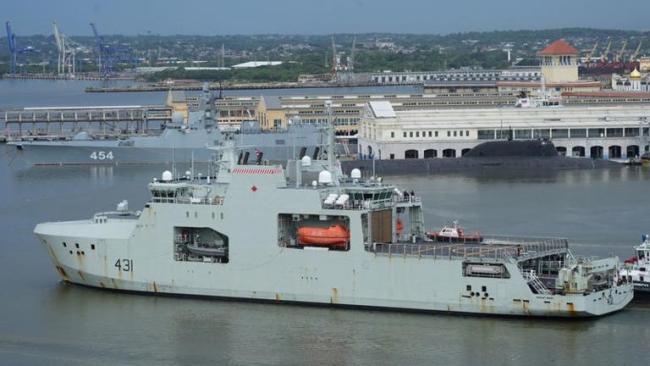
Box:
187 243 228 258
297 224 350 248
426 221 483 243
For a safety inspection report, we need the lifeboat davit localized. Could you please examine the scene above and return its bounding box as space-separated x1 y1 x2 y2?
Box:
297 224 350 248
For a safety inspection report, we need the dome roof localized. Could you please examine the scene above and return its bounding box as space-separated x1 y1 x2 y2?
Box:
630 68 642 79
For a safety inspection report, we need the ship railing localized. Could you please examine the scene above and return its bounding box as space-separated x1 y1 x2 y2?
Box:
151 196 224 205
371 237 569 261
372 242 517 261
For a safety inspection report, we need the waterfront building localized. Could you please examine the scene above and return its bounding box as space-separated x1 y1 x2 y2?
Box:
358 101 650 160
612 68 650 92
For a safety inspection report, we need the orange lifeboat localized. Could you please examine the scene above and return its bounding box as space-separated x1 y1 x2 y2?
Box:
297 224 350 248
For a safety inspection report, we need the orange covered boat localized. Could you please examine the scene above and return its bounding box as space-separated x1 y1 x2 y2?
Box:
297 224 350 248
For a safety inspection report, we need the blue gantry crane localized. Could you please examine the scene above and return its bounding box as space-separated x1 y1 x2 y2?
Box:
5 21 34 74
90 22 135 78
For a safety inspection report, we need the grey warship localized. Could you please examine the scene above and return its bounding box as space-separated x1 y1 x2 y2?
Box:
34 102 633 317
7 86 330 168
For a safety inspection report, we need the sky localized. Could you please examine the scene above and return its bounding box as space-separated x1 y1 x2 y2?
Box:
5 0 650 36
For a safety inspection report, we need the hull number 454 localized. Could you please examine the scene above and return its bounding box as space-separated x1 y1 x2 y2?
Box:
90 151 114 160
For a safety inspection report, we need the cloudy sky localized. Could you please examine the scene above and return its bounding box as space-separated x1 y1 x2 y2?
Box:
5 0 650 35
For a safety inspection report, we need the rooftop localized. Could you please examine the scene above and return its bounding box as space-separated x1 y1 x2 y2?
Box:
537 39 578 56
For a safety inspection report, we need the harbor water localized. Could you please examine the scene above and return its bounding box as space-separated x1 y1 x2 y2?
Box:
1 80 650 365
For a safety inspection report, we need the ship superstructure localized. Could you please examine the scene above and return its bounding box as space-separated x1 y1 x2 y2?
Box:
620 235 650 294
34 104 633 317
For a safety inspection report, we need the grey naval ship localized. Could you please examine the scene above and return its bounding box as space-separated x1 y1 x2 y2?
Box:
34 111 633 317
7 87 334 168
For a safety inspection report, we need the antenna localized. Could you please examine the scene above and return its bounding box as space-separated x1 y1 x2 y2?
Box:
325 100 334 174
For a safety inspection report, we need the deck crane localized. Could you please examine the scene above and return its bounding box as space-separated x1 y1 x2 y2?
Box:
616 40 627 63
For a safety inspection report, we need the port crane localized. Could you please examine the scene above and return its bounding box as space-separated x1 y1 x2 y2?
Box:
52 22 77 76
5 21 34 74
601 38 612 62
584 41 598 63
616 40 628 62
630 40 643 61
89 22 135 78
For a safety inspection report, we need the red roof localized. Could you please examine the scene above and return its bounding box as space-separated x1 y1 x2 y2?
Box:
537 39 578 55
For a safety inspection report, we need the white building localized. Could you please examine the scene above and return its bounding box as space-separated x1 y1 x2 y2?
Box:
612 69 650 92
359 101 650 160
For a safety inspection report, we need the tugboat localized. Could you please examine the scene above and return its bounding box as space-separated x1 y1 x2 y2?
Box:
426 221 483 243
620 235 650 295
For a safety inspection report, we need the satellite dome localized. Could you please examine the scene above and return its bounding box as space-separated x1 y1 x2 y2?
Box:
162 170 173 182
350 168 362 179
318 170 333 185
301 155 312 167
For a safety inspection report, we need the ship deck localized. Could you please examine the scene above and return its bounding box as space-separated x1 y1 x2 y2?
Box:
370 235 568 262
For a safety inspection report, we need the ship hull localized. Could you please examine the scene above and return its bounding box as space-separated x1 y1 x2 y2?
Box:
35 215 633 318
6 143 315 167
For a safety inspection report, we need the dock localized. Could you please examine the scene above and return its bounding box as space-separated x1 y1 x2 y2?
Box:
84 81 388 93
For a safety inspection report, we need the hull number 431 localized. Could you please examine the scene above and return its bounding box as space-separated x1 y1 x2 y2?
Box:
90 151 114 160
115 259 133 272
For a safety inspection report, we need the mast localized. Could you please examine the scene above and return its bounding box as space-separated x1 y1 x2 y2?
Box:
325 100 334 173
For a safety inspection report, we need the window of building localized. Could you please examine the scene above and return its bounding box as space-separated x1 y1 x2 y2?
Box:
416 131 420 137
606 128 623 138
409 132 413 138
477 130 495 140
447 131 451 137
588 128 605 138
435 131 439 137
390 153 395 160
391 131 395 138
570 129 586 138
453 131 457 137
533 129 551 139
515 129 532 139
466 130 470 136
403 132 407 138
428 131 432 137
624 128 640 137
551 129 569 139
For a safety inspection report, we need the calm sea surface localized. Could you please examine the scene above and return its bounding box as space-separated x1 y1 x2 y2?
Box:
1 80 649 366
